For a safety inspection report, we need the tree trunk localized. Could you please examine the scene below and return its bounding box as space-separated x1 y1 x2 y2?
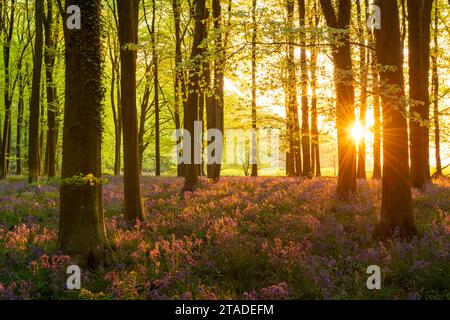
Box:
107 17 122 177
183 0 206 191
172 0 183 177
112 62 122 176
356 0 367 179
16 72 26 175
432 1 441 177
39 85 45 175
151 0 161 176
369 17 381 180
299 0 310 177
118 0 144 220
0 0 16 179
28 0 44 184
138 60 152 173
310 0 321 177
251 0 258 177
206 0 226 181
44 0 59 178
320 0 356 196
375 0 416 238
286 0 301 177
59 0 108 266
408 0 434 188
198 9 209 178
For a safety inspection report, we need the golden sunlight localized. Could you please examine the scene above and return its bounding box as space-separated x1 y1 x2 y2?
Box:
351 121 365 143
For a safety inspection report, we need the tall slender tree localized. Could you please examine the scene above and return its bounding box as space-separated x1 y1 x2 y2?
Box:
172 0 183 177
310 0 321 177
16 68 28 176
299 0 310 177
285 0 301 177
431 1 441 177
208 0 226 180
375 0 416 238
43 0 59 178
28 0 44 184
0 0 16 179
150 0 161 176
59 0 108 265
368 5 381 180
183 0 206 191
356 0 367 179
408 0 434 188
319 0 356 196
107 0 122 176
118 0 144 220
250 0 258 177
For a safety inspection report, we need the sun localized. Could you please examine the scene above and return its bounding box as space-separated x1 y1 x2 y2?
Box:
351 122 365 143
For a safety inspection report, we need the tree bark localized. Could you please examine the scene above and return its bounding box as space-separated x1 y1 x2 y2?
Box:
110 40 122 176
407 0 434 188
172 0 183 177
44 0 59 178
59 0 108 266
198 8 209 177
251 0 258 177
150 0 161 176
118 0 144 220
16 72 26 175
183 0 206 191
207 0 227 181
431 1 441 177
286 0 301 177
106 3 122 176
299 0 310 177
369 13 381 180
0 0 16 179
356 0 367 180
310 0 320 177
375 0 416 238
319 0 356 196
138 59 152 173
28 0 44 184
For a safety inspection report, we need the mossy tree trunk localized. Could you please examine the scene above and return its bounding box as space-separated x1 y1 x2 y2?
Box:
59 0 108 266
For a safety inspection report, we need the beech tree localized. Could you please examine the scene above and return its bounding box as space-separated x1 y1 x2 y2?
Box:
0 0 16 179
172 0 185 177
208 0 226 180
371 40 381 179
285 0 301 177
299 0 310 177
106 0 122 176
310 0 321 177
356 0 367 180
250 0 258 177
184 0 206 191
118 0 144 220
408 0 434 188
28 0 44 183
319 0 356 196
43 0 59 178
150 0 161 176
431 1 442 177
59 0 108 265
375 0 417 238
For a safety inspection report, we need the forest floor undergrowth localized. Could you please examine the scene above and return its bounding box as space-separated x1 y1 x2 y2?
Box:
0 176 449 299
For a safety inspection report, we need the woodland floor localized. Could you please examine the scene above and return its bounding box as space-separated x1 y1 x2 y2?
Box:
0 176 449 300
